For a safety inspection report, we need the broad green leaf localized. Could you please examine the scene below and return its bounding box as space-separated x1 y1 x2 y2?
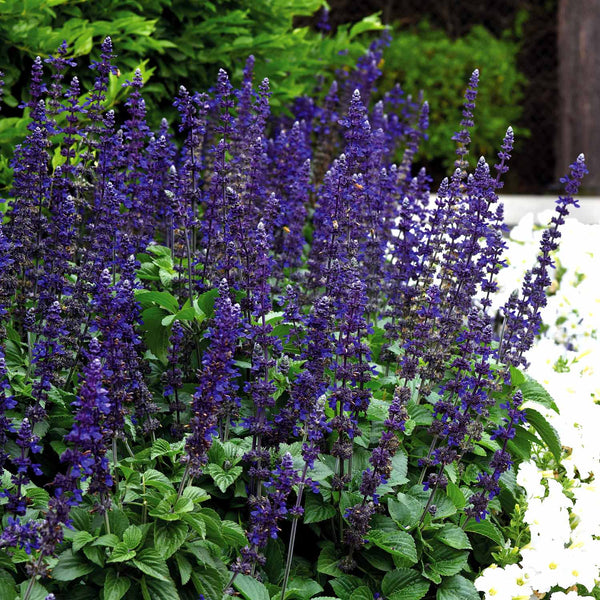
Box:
388 493 422 528
407 485 456 519
329 575 365 600
18 580 48 600
175 553 192 586
317 543 344 577
150 438 173 459
180 512 207 538
205 463 243 492
525 407 562 462
349 586 373 600
141 575 180 600
0 570 16 600
107 542 136 563
154 521 188 559
519 376 559 412
427 544 469 577
222 520 247 548
234 573 270 600
382 568 430 600
463 519 505 547
368 530 417 563
190 565 226 600
107 508 130 537
139 306 171 363
144 469 176 494
93 534 120 548
123 525 143 549
132 548 171 582
104 569 131 600
445 482 466 509
304 492 337 524
434 524 471 550
436 575 479 600
135 290 179 313
52 549 96 581
72 530 96 552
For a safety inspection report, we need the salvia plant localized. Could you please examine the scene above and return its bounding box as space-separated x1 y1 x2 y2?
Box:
0 36 587 600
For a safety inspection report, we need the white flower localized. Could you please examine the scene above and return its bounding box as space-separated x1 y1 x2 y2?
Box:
474 563 533 599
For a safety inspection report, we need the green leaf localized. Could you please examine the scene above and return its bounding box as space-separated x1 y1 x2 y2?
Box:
150 438 173 459
52 549 96 581
92 534 120 548
525 407 562 462
234 573 270 600
330 575 366 600
304 492 337 524
18 580 48 600
427 544 469 577
107 542 136 563
0 570 16 600
190 565 226 600
317 543 344 577
382 568 430 600
436 575 479 600
132 548 172 582
175 553 193 586
72 530 96 552
205 463 243 492
107 508 130 537
104 569 131 600
180 512 207 538
154 521 188 559
350 586 373 600
281 577 324 600
519 376 559 412
141 575 180 600
123 525 143 549
144 469 176 494
462 519 504 547
368 530 417 564
434 524 471 550
388 493 422 528
140 306 171 363
197 287 219 317
445 482 466 510
135 290 180 313
349 14 385 39
222 520 247 548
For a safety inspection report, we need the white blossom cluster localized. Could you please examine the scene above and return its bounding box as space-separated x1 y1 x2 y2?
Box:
476 214 600 600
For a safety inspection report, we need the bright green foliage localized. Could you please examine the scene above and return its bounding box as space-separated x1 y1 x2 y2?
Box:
381 21 527 169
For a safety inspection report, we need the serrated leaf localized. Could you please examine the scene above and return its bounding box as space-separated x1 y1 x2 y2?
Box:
52 549 96 581
181 485 210 503
150 438 173 459
317 543 344 577
154 521 187 559
180 512 207 537
135 290 179 313
141 575 180 600
445 482 466 510
434 524 471 550
190 565 226 600
107 508 130 537
369 530 417 563
144 469 176 494
525 407 562 462
520 376 559 412
107 542 136 563
463 519 504 547
205 463 243 492
388 493 422 528
132 549 171 582
123 525 143 549
93 534 120 548
175 553 192 586
382 568 430 600
222 520 247 548
330 575 365 600
104 570 131 600
436 574 479 600
427 544 469 576
0 570 16 600
233 575 270 600
304 492 337 524
72 530 95 552
350 586 373 600
18 580 48 600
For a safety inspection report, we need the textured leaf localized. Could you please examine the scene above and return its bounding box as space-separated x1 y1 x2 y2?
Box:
104 570 131 600
427 544 469 577
463 519 505 547
0 570 16 600
350 586 373 600
18 580 48 600
520 376 559 412
233 573 270 600
434 524 472 550
72 530 95 552
388 493 422 528
368 530 418 563
304 492 337 524
141 575 180 600
52 549 96 581
132 549 171 581
175 553 192 586
525 407 562 462
150 438 173 459
222 520 247 548
191 565 226 600
107 542 136 563
329 575 365 600
134 290 179 313
206 463 243 492
154 521 188 559
382 568 430 600
436 575 479 600
317 543 344 577
123 525 143 549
